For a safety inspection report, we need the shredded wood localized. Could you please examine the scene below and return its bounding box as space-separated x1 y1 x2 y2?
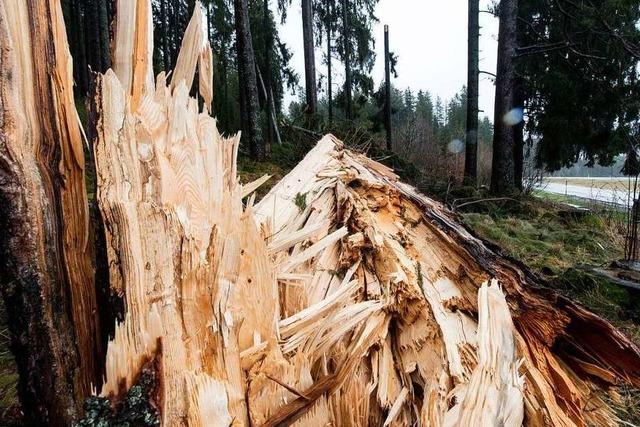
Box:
90 2 640 426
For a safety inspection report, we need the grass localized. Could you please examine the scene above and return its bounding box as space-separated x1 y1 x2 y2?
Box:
461 198 623 272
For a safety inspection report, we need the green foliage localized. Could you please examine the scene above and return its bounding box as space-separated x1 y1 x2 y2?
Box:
518 0 640 171
248 0 298 113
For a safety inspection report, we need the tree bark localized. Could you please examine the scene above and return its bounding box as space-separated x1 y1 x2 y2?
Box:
513 79 525 190
0 1 102 424
234 0 265 160
302 0 317 116
490 0 519 195
464 0 479 186
84 0 101 72
160 0 170 71
264 0 274 146
327 3 333 125
384 25 392 151
342 0 352 120
98 0 111 71
73 0 89 93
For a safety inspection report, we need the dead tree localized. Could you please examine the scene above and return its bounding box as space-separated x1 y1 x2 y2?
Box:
0 0 102 424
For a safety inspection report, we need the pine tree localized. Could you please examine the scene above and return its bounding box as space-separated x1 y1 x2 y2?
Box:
490 0 519 195
234 0 265 159
464 0 479 185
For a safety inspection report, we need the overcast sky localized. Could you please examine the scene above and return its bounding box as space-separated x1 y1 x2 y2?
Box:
278 0 499 121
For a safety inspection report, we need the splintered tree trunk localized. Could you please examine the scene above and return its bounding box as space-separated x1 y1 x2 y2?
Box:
302 0 317 116
491 0 518 194
464 0 479 186
234 0 264 159
0 0 101 424
5 3 640 426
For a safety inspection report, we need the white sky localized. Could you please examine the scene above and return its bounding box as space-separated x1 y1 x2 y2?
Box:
278 0 499 121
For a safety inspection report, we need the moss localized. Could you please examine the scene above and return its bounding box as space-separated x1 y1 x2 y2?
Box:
294 192 307 211
76 366 160 427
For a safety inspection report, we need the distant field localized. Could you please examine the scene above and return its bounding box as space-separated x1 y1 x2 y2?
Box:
545 177 632 192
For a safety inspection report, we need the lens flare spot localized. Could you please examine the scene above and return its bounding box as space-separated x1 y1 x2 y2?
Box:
448 139 464 154
503 108 524 126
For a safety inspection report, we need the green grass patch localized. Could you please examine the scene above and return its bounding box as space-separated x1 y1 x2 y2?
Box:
461 199 622 273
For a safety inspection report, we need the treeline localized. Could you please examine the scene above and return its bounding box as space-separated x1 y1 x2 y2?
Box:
288 85 494 185
59 0 640 196
60 0 382 158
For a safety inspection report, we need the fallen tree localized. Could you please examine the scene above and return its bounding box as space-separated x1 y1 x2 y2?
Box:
2 1 640 425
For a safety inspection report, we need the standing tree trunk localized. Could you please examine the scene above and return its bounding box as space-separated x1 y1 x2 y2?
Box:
234 0 265 160
302 0 317 116
66 0 85 94
464 0 479 186
0 1 102 424
490 0 519 195
326 3 333 125
97 0 111 71
170 0 180 68
160 0 170 71
384 25 392 151
84 0 101 72
264 0 274 146
513 79 525 190
342 0 352 120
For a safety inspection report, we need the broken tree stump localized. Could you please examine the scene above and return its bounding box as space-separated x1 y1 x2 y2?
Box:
0 0 102 424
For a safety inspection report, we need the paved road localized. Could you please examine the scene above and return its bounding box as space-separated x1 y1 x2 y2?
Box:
542 182 631 207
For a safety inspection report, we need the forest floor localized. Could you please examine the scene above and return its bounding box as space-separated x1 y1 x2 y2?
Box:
1 143 640 423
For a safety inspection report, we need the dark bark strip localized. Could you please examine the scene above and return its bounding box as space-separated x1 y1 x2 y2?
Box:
384 25 392 151
302 0 317 116
490 0 519 194
234 0 265 160
464 0 479 185
342 0 352 120
327 3 333 125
